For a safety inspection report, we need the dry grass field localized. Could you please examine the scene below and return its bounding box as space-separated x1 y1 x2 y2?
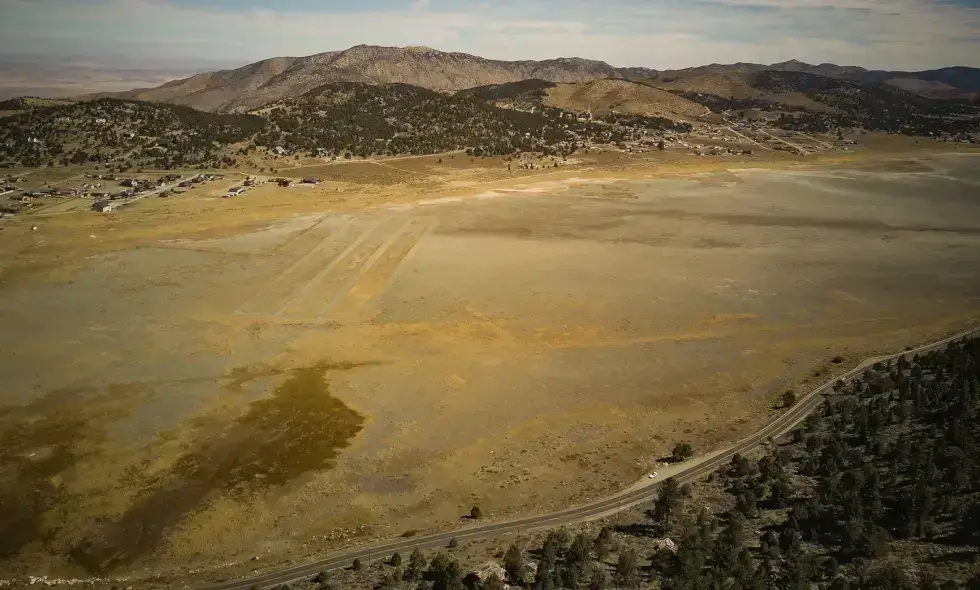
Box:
1 141 979 582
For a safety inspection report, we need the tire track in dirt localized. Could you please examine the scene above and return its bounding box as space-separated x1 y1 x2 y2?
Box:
325 217 437 324
276 216 407 320
234 218 357 316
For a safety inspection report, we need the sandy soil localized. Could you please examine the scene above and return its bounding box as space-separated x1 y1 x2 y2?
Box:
1 142 979 583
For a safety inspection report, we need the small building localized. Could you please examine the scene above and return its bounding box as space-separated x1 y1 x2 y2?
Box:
226 187 247 197
301 178 319 184
92 201 118 212
651 538 678 553
274 146 288 156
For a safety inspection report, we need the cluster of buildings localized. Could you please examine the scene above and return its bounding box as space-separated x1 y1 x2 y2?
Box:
92 174 220 212
269 177 319 187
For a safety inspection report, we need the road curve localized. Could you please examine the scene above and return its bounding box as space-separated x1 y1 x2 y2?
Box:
200 326 979 590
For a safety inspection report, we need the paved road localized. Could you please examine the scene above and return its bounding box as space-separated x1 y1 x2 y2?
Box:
757 128 810 155
200 327 979 590
723 126 772 152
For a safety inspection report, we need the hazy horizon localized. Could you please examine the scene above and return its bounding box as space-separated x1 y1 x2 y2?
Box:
2 0 980 73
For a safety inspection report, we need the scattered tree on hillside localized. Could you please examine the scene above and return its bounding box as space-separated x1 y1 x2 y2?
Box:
672 442 694 462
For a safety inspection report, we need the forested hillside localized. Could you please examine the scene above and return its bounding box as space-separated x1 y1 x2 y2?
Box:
642 336 980 589
756 71 980 135
0 98 265 168
251 82 628 158
655 69 980 136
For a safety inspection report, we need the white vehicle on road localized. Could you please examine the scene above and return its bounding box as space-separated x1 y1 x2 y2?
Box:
648 472 659 479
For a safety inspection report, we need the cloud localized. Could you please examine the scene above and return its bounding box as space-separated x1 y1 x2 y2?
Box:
0 0 977 71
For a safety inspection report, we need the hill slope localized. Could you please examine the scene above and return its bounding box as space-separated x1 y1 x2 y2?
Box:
758 71 980 135
248 82 646 158
85 45 656 113
454 79 557 111
542 79 709 121
649 61 980 99
0 98 266 168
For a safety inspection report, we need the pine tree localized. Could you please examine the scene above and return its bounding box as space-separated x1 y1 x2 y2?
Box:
503 542 526 583
407 547 427 582
653 477 683 533
615 547 639 588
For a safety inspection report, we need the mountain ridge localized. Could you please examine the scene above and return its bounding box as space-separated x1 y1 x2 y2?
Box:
74 46 980 112
79 45 656 113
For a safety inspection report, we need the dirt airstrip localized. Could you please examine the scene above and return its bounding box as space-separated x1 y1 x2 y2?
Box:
1 144 980 583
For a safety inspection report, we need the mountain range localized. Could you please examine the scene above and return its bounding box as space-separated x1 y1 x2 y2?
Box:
81 45 980 113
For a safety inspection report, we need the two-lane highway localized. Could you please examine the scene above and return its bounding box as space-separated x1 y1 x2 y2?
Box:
201 326 979 590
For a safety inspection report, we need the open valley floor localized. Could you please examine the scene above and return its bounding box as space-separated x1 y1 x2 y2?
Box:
1 148 980 583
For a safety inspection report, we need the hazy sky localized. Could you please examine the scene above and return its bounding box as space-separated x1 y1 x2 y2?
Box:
2 0 979 71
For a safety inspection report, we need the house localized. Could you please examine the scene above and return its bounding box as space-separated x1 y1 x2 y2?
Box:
92 201 118 212
473 562 508 585
651 538 678 553
274 146 288 156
